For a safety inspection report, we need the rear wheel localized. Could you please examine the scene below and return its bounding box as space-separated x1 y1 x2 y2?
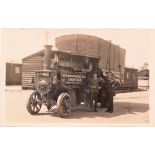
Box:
56 93 71 118
27 91 42 115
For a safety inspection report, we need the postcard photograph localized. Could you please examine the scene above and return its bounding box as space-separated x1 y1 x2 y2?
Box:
0 28 151 126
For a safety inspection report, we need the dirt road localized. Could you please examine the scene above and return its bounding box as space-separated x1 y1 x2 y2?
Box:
4 86 149 126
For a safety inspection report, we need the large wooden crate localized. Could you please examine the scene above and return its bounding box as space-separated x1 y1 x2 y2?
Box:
56 34 126 82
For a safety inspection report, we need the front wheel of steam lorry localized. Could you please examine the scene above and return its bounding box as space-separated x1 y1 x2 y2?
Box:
27 91 42 115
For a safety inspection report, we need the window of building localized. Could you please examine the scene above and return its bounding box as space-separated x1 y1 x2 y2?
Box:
15 66 20 74
133 73 135 79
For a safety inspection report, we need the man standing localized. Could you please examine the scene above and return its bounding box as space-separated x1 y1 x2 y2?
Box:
105 71 116 113
89 72 101 112
99 79 107 108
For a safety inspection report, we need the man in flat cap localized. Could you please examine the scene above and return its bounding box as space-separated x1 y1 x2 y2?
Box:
89 72 102 112
105 71 119 113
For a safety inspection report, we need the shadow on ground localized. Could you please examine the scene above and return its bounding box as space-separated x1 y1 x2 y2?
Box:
34 101 149 119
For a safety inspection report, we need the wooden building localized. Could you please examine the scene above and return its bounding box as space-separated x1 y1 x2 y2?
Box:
6 62 22 85
121 67 138 89
22 50 44 89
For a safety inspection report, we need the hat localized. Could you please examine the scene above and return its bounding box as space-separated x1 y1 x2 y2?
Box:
92 72 97 75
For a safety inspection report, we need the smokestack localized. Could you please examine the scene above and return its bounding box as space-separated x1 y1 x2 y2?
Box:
43 45 53 70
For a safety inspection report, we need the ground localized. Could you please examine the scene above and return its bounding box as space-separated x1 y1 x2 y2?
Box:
4 86 149 126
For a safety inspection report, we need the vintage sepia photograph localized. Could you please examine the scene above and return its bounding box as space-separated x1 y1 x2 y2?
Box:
1 1 155 155
1 29 151 126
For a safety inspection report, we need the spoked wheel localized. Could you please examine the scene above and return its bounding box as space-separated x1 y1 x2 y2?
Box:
27 91 42 115
56 93 71 118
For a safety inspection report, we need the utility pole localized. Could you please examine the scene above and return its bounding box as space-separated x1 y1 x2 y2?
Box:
45 31 50 45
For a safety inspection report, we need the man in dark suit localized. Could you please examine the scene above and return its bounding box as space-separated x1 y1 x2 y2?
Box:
99 79 107 108
105 71 116 113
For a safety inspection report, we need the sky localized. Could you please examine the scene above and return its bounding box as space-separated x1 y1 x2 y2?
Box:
2 28 151 69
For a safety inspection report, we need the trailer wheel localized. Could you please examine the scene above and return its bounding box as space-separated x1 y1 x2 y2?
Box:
27 91 42 115
56 93 71 118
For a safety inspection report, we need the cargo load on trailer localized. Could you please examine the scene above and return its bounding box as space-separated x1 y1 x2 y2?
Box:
56 34 126 83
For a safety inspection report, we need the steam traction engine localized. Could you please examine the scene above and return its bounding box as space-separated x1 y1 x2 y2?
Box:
26 45 88 117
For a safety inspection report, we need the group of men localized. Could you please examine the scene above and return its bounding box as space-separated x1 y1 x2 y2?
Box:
82 59 119 113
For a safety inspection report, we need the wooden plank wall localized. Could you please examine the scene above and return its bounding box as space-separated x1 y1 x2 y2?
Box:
22 55 43 89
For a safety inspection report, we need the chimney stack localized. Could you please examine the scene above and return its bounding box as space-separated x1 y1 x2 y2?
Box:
43 45 53 70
